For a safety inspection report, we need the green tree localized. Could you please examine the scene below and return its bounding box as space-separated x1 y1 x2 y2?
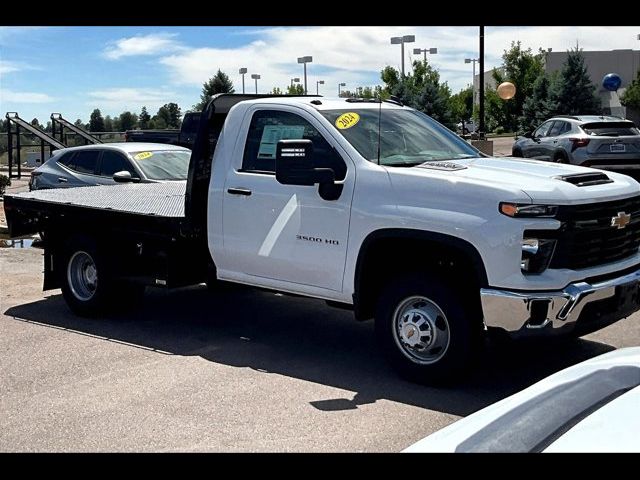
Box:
194 70 235 110
490 42 545 132
89 108 105 132
380 60 455 129
521 74 555 132
286 84 304 95
118 111 138 131
550 48 601 115
138 106 151 129
73 119 85 129
30 118 44 130
104 115 114 132
149 116 167 129
621 69 640 110
270 87 284 95
155 103 181 128
450 86 473 123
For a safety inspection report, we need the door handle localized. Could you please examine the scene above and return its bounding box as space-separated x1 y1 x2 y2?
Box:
57 177 68 183
227 187 252 196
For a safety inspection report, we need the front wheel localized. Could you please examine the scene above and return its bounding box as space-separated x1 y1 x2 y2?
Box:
375 273 481 384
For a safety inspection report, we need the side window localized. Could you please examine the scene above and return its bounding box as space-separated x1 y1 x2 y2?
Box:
560 122 572 134
57 151 74 167
100 150 136 177
242 110 347 180
534 121 553 138
548 121 563 137
66 150 100 174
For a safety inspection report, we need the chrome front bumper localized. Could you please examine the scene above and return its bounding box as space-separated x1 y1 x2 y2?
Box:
481 268 640 338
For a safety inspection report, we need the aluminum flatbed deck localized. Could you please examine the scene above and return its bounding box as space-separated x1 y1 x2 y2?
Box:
7 182 186 218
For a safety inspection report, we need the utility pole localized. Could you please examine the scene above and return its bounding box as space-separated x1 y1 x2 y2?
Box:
478 26 485 140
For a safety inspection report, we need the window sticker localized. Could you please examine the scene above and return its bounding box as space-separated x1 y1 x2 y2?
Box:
133 151 154 160
335 112 360 130
257 125 305 159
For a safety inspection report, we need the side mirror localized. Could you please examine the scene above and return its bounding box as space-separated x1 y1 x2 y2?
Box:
275 139 342 201
113 171 134 183
275 139 335 186
523 131 533 138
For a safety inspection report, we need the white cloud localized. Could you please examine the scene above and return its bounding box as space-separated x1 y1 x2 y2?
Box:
158 26 640 95
104 32 182 60
0 60 39 76
87 87 179 114
1 89 55 103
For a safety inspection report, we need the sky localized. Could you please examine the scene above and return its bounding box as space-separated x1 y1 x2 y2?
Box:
1 26 639 124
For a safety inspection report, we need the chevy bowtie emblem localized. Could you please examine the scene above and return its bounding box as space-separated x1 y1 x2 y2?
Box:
611 211 631 229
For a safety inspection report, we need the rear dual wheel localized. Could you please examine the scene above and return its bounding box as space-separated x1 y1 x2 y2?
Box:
60 235 143 316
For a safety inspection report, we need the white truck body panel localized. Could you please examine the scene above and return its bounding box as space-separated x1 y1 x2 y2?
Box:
207 98 640 301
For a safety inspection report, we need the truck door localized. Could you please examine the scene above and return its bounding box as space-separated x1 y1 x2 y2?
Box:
221 106 354 292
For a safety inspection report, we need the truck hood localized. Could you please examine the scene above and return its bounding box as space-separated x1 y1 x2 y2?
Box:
407 156 640 204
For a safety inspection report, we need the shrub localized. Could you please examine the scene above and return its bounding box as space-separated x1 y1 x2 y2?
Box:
493 126 506 135
0 174 11 196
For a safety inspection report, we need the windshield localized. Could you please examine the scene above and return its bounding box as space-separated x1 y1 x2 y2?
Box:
130 150 191 180
320 108 479 167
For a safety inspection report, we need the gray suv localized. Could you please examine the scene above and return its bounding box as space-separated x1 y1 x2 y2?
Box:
512 115 640 173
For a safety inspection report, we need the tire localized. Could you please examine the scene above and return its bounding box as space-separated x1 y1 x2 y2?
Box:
553 151 568 163
375 273 481 384
512 148 523 157
60 234 121 317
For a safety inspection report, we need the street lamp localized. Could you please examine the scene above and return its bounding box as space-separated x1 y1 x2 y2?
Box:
316 80 324 95
390 35 415 76
465 58 479 105
239 68 247 94
290 77 300 87
338 82 346 97
251 74 260 94
297 56 313 94
413 47 437 63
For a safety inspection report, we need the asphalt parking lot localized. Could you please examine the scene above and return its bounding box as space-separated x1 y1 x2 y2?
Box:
1 245 639 452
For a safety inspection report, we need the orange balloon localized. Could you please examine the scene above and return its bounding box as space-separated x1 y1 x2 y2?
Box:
497 82 516 100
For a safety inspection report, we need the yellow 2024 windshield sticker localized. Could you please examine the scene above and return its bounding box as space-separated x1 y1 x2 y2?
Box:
335 112 360 130
133 151 153 160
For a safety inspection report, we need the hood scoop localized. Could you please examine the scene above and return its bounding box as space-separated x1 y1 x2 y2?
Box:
416 161 467 171
555 172 614 187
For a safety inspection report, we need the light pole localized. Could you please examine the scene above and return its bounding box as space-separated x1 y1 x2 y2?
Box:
413 47 437 63
251 74 260 94
239 68 247 94
316 80 324 95
465 58 479 105
390 35 415 77
338 82 346 97
297 56 313 94
290 77 300 88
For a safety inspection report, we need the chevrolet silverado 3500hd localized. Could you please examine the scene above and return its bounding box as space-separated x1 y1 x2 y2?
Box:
5 94 640 383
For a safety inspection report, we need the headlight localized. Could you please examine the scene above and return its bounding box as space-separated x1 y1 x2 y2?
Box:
521 238 556 274
500 202 558 218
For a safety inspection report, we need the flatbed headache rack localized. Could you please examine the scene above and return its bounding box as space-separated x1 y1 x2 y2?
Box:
4 112 66 179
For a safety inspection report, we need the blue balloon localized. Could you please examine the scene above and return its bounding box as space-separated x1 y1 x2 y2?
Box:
602 73 622 92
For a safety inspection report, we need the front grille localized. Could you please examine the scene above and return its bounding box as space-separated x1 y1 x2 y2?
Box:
548 195 640 270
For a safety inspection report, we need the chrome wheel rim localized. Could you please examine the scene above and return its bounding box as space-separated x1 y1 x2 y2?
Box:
392 295 450 364
67 251 98 301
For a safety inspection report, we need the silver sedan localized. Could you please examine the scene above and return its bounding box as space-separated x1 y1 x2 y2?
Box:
29 143 191 191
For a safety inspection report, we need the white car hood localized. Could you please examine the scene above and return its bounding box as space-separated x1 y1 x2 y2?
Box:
407 156 640 204
404 348 640 453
